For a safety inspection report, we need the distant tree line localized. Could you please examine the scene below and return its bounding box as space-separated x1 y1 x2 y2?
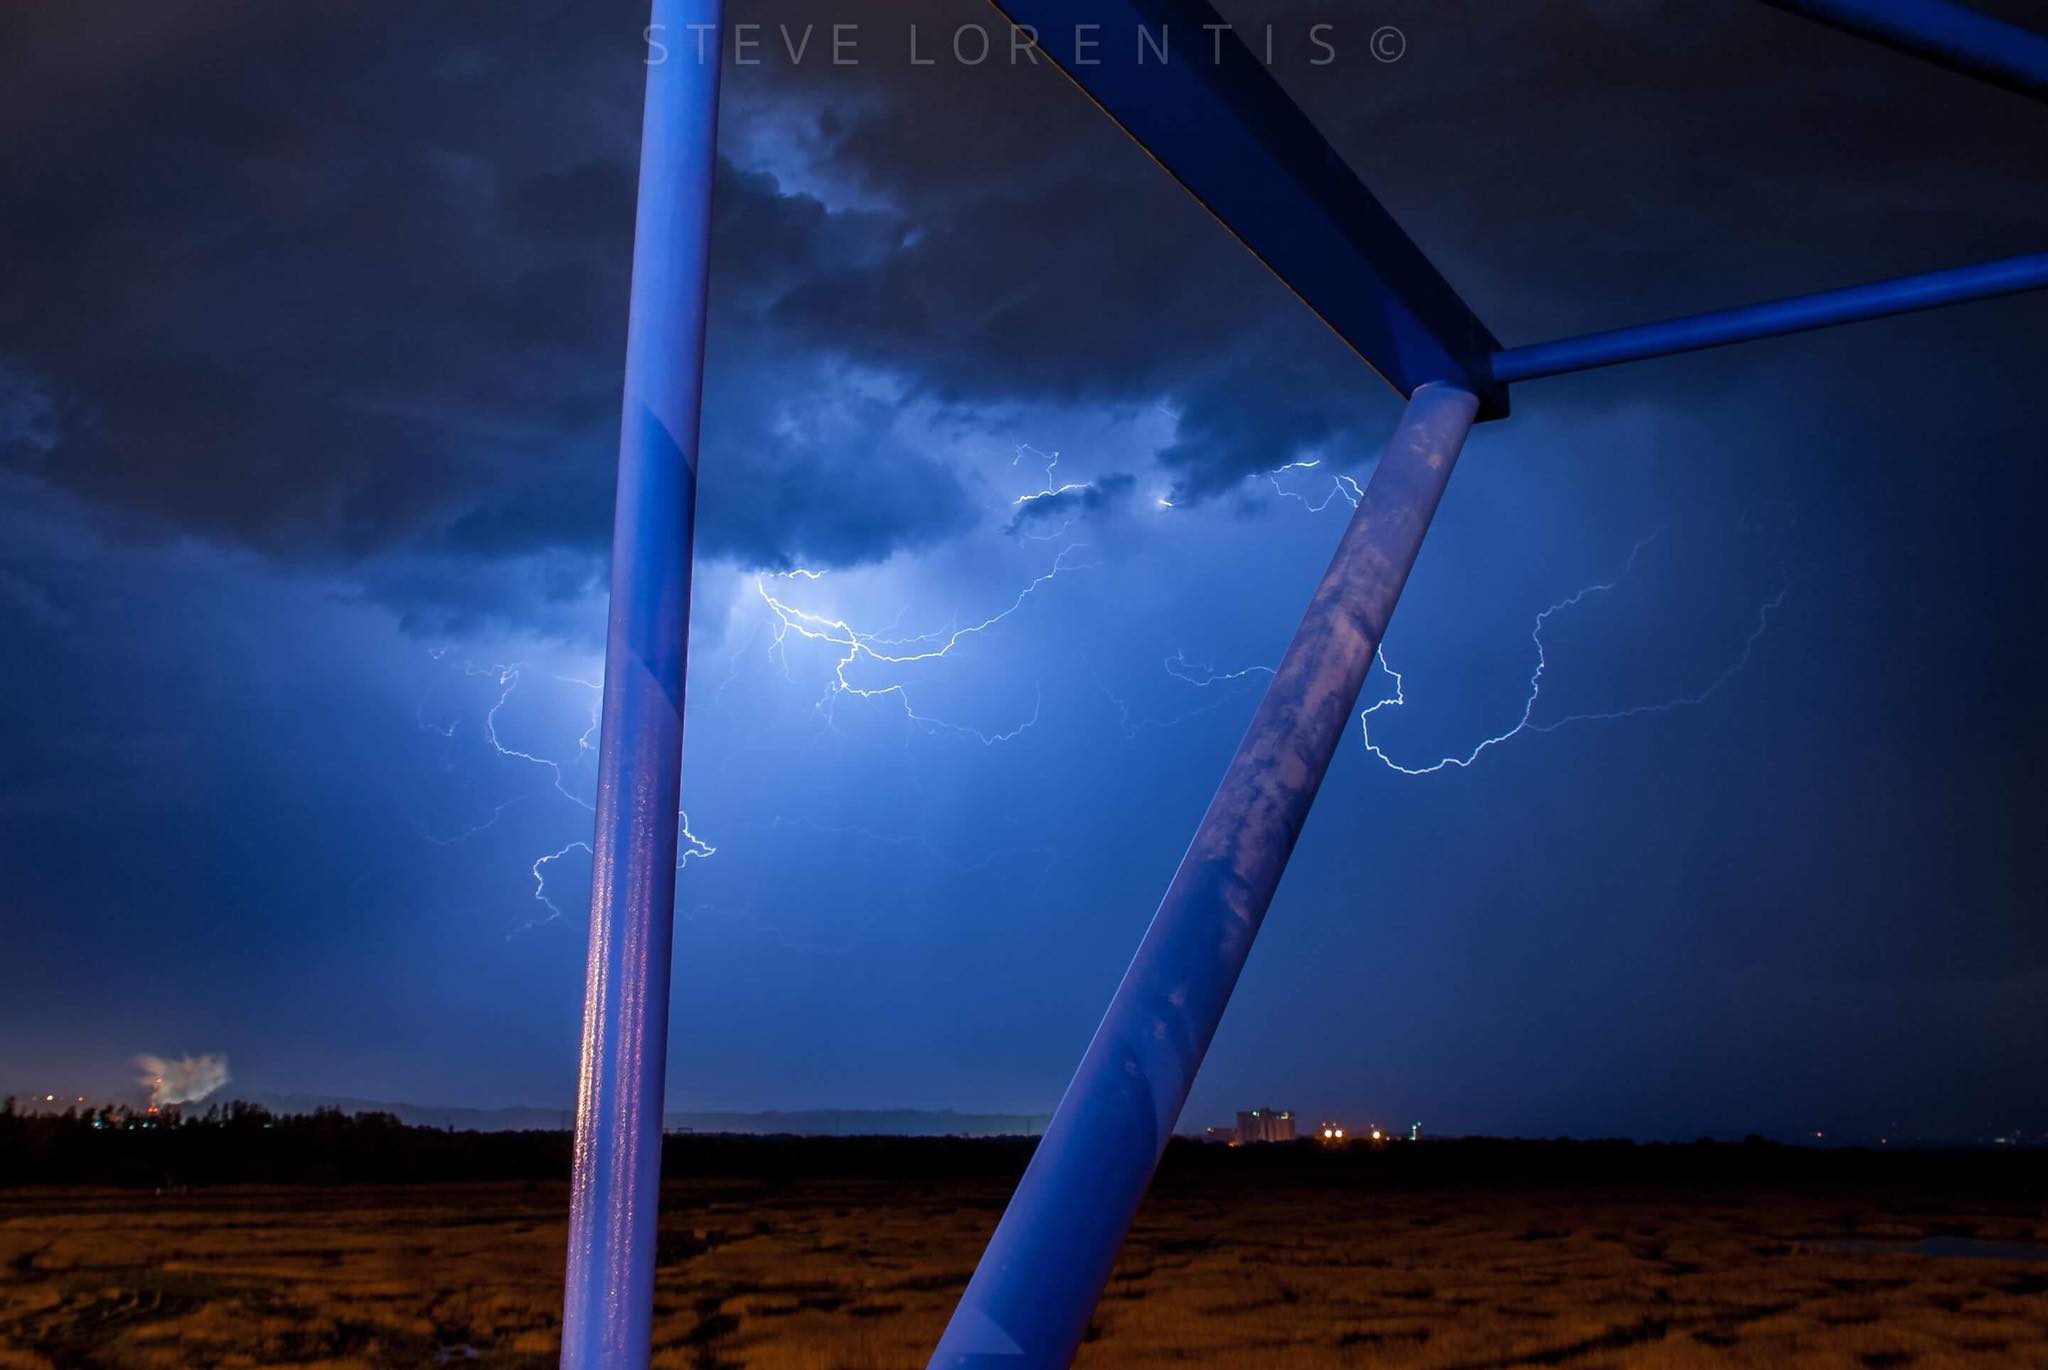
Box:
3 1097 2041 1194
0 1098 1043 1188
0 1097 571 1187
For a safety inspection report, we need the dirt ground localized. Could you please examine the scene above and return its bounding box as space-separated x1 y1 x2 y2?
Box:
2 1177 2045 1368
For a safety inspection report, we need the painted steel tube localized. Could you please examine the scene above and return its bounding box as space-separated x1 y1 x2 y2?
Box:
560 4 723 1368
1489 250 2048 384
1758 0 2048 102
930 382 1481 1369
979 0 1505 416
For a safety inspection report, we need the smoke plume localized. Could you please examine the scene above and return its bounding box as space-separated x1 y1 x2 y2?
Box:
135 1053 230 1107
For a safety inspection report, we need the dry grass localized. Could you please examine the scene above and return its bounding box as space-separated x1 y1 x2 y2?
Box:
2 1177 2044 1368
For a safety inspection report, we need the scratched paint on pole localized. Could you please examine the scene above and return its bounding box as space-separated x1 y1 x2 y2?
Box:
931 383 1482 1369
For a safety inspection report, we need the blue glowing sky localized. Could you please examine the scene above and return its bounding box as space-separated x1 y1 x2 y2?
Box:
3 0 2044 1139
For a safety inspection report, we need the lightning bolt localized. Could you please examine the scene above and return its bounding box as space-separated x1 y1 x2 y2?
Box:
1265 458 1364 513
1108 652 1274 737
417 657 714 932
478 664 594 808
1359 534 1789 775
747 441 1116 744
754 544 1090 745
1010 443 1088 505
1133 463 1789 776
1009 444 1087 541
527 840 592 926
1162 653 1275 689
446 446 1090 921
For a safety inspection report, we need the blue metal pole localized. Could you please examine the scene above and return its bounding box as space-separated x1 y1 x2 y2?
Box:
1758 0 2048 102
930 382 1481 1369
1489 250 2048 385
560 4 722 1368
982 0 1505 417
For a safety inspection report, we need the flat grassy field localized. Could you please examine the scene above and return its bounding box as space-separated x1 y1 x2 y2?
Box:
2 1172 2045 1368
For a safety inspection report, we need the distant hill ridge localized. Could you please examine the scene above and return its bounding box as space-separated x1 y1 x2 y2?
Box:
240 1093 1048 1137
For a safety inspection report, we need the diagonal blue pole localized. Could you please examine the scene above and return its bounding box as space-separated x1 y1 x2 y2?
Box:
931 382 1480 1369
560 4 722 1367
1757 0 2048 102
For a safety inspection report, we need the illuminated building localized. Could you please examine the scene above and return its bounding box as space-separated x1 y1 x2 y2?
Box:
1235 1108 1295 1144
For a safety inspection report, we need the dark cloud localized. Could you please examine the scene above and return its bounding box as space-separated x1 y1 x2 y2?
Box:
0 0 975 593
3 0 2047 1135
4 0 2044 601
3 3 640 565
738 0 2048 493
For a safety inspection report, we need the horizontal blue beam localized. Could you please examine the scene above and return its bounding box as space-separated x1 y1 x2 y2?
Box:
1489 251 2048 384
1758 0 2048 102
985 0 1506 416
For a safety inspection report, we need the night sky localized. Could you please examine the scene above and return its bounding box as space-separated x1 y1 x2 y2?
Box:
3 0 2044 1141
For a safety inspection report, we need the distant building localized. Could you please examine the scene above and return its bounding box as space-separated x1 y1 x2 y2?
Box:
1235 1108 1295 1144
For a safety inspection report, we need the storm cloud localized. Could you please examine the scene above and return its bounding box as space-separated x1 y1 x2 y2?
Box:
3 0 2046 1136
7 0 2043 605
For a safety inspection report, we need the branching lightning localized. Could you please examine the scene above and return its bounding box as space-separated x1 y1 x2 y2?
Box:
753 443 1098 746
478 664 594 808
1009 443 1086 541
1265 458 1364 513
414 441 1098 939
755 558 1079 744
1130 461 1790 776
417 659 714 932
1358 535 1789 775
1162 653 1275 689
1011 443 1087 506
527 840 593 925
1109 652 1274 737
